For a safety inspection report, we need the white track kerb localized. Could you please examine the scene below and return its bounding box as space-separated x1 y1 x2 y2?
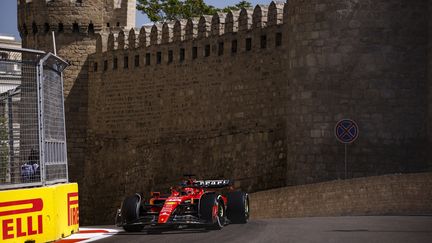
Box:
57 228 119 243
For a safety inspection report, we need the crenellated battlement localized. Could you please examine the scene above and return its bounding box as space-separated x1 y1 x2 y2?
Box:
95 1 287 58
18 0 132 11
18 0 136 37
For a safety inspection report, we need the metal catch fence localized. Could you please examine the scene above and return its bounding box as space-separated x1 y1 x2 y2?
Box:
0 47 68 190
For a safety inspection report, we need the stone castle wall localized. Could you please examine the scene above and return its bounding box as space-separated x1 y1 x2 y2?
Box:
84 3 289 224
285 0 429 184
250 172 432 219
82 0 430 224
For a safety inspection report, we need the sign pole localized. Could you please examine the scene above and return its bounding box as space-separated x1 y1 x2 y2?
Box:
344 143 347 179
335 119 358 180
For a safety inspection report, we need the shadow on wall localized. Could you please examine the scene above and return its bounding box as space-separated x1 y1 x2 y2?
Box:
64 57 90 183
429 0 432 170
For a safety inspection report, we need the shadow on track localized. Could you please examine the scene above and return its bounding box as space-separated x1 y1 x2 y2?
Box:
115 227 212 236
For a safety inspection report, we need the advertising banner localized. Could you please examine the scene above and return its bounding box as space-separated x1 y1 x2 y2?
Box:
0 183 79 243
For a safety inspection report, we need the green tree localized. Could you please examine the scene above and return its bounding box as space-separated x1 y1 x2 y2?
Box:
137 0 252 22
221 1 252 13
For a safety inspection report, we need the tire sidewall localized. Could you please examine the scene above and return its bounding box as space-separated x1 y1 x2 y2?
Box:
214 195 225 228
200 193 225 229
121 194 144 232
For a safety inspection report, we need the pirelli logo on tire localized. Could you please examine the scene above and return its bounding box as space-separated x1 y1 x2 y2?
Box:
0 183 79 243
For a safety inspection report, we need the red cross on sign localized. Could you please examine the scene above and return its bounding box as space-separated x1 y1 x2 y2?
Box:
335 119 359 144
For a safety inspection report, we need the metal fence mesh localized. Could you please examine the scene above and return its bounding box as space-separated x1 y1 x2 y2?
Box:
0 47 68 189
42 55 68 184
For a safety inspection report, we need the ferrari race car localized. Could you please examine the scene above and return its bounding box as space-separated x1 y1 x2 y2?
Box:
115 177 249 232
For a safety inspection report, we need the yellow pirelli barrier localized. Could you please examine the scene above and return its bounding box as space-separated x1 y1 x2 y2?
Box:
0 183 79 243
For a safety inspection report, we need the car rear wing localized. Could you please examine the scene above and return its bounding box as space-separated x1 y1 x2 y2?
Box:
192 180 233 188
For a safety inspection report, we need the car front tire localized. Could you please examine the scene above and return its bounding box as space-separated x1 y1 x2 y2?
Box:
121 194 144 232
199 193 226 230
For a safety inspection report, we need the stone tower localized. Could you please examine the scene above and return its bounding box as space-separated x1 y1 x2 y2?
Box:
17 0 137 182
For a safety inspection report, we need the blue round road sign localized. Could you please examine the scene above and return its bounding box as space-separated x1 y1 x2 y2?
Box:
335 119 359 144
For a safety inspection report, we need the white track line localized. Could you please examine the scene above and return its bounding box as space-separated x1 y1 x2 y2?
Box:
58 227 119 242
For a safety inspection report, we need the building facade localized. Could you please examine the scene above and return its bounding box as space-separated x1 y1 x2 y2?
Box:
0 35 21 93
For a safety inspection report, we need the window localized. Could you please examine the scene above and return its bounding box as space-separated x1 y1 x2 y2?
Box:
32 22 38 34
260 35 267 49
113 57 118 69
245 38 252 51
44 23 50 33
58 23 64 33
218 42 224 56
134 55 140 67
156 52 162 64
93 62 98 72
72 23 79 33
275 32 282 47
204 44 210 57
231 40 237 54
0 53 8 60
168 50 173 63
103 60 108 71
106 23 110 28
124 56 128 69
179 48 185 62
116 22 120 27
88 23 94 34
192 47 198 59
22 24 28 35
146 53 151 65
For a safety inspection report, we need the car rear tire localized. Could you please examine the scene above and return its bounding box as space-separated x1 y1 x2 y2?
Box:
199 193 225 230
227 191 249 224
121 194 144 232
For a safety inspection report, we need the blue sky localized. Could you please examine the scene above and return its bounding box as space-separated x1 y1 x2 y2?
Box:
0 0 271 41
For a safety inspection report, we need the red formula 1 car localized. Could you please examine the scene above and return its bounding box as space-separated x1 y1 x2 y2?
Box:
115 176 249 232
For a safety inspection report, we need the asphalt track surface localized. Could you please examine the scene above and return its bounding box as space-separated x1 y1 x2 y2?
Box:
92 216 432 243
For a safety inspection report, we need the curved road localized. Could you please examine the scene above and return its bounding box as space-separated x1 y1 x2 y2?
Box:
92 216 432 243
